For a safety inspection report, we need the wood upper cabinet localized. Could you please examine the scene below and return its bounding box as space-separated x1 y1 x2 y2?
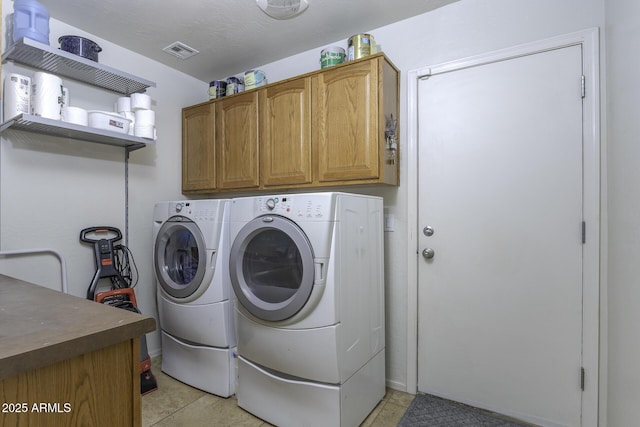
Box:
182 102 215 192
260 77 312 187
216 91 260 190
312 55 398 185
182 53 399 194
313 58 378 182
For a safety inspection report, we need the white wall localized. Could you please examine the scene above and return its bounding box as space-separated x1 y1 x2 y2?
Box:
604 0 640 425
0 0 207 355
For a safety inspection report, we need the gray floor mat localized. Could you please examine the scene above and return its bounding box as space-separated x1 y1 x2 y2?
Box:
398 393 531 427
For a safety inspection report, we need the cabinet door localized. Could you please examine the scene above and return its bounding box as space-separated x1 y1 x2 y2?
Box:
313 58 379 182
182 103 216 192
216 92 260 189
260 78 312 186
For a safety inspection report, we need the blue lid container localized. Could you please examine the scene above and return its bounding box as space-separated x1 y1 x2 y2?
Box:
12 0 50 45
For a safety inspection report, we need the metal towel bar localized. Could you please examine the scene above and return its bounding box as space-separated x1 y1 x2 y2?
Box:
0 248 68 293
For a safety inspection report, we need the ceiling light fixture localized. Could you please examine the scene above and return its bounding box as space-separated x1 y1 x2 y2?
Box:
256 0 309 20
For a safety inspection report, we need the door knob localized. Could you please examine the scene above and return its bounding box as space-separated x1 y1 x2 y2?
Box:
422 248 435 259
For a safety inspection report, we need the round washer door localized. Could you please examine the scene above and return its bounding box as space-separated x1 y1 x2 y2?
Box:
155 217 207 299
229 215 315 322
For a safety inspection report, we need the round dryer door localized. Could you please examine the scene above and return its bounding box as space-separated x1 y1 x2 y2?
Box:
229 215 314 322
155 217 207 299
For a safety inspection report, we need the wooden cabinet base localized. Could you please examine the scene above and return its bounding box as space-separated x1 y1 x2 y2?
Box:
0 339 141 427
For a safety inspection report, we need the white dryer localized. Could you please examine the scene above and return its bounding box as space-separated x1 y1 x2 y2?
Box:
153 199 236 397
229 192 385 427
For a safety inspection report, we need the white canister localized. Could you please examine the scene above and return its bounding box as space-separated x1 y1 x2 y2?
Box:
115 96 131 113
3 73 31 121
31 71 63 120
244 69 267 90
320 47 345 68
134 109 155 126
130 93 151 110
61 106 88 126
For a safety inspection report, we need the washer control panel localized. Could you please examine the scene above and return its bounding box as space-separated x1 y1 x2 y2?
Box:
171 201 219 222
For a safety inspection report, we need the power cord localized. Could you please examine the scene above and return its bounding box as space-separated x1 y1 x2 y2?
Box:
111 244 139 289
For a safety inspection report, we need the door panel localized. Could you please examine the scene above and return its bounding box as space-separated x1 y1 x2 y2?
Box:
312 59 379 181
418 45 584 425
216 92 260 189
182 103 215 191
260 78 312 186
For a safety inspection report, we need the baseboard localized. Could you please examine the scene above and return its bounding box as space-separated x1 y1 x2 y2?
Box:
386 379 410 393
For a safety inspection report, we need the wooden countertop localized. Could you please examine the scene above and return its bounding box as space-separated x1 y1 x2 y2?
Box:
0 274 156 381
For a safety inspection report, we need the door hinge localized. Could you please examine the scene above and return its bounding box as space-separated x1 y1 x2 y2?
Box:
581 367 585 391
581 75 586 98
582 221 586 244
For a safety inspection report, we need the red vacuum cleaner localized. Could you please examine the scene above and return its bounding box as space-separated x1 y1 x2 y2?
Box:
80 226 158 395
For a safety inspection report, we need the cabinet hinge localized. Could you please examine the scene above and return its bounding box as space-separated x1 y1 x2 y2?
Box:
581 367 585 391
582 221 586 244
581 75 586 98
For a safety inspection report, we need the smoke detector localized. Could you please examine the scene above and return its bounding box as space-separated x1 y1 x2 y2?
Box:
256 0 309 19
162 41 200 60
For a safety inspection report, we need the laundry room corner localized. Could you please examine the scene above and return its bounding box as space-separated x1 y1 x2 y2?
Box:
0 1 206 359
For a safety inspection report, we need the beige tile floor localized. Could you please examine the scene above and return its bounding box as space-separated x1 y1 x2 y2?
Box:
142 358 414 427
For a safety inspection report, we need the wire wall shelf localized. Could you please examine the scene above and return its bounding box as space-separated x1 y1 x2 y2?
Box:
2 38 156 95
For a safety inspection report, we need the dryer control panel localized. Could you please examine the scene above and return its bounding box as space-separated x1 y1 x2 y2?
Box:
255 195 332 220
256 197 291 214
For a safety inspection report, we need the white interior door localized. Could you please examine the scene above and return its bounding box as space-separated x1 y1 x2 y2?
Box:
417 45 586 426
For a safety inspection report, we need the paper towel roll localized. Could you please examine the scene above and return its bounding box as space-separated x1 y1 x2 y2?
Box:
3 73 31 121
130 93 151 110
134 109 155 126
134 124 156 139
31 72 63 120
115 96 131 113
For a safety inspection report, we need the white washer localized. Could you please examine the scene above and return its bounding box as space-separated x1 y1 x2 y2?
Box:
153 199 236 397
229 192 385 427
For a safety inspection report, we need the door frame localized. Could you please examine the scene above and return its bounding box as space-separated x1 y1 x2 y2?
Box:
405 28 602 426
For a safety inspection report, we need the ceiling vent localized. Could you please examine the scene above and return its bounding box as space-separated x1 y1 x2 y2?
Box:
162 42 200 60
256 0 309 19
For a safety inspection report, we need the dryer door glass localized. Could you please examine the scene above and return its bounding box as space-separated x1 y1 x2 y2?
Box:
155 218 207 298
230 215 314 321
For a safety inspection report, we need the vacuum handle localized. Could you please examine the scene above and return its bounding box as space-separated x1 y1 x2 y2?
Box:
80 226 122 243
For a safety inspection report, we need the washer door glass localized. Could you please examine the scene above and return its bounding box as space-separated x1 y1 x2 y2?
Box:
230 215 314 322
155 217 207 298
